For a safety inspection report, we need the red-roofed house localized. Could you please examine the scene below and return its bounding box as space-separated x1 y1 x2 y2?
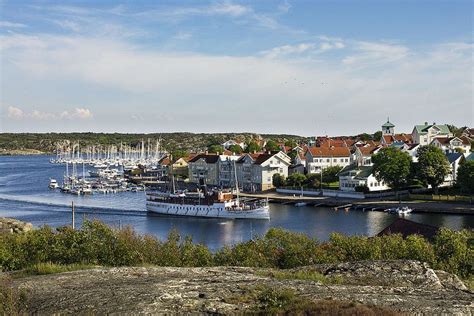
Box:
430 136 471 155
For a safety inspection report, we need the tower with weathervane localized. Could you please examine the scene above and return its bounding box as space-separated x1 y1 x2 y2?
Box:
382 118 395 135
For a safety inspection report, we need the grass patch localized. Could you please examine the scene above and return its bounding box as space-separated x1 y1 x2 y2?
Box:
0 274 27 315
258 269 343 285
11 262 98 279
225 285 400 315
463 276 474 291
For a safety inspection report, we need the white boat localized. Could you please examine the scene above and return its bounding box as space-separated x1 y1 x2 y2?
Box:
49 179 59 189
146 190 270 219
294 202 307 207
386 206 413 215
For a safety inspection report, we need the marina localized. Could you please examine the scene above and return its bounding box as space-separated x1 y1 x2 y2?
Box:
0 155 472 250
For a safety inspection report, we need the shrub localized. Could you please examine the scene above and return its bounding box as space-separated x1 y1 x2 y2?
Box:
0 220 472 279
433 228 473 278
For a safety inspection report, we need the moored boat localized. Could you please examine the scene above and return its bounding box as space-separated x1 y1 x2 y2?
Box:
146 190 270 219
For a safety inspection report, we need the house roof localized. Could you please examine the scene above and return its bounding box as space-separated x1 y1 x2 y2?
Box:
382 120 395 128
338 165 373 179
383 134 413 145
445 152 464 164
414 123 450 135
434 136 471 145
307 146 351 157
159 157 171 166
236 152 279 165
376 218 439 240
188 154 219 164
358 145 379 156
466 152 474 161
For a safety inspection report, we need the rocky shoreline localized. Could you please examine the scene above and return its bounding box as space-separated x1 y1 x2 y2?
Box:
0 218 33 234
0 149 46 156
10 260 474 315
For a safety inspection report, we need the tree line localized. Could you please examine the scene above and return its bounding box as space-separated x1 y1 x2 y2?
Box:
372 145 473 194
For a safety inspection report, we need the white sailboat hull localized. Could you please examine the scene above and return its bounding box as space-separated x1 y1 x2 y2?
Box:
146 200 270 219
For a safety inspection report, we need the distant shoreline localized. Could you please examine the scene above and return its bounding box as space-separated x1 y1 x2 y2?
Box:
0 149 49 156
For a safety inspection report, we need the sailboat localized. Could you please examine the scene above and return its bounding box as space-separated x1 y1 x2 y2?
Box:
145 160 270 219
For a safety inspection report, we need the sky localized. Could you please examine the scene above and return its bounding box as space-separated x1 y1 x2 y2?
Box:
0 0 472 136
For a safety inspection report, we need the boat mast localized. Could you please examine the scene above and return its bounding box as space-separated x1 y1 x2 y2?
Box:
233 160 239 203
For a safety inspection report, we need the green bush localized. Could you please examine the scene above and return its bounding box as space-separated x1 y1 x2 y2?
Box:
0 220 472 279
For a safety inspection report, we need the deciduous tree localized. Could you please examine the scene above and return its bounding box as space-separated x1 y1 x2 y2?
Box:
372 147 411 190
457 161 474 194
416 145 450 194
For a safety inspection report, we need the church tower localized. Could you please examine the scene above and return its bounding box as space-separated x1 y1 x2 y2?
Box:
382 118 395 135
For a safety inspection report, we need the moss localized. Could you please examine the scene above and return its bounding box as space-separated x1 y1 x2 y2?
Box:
257 269 343 285
225 285 401 315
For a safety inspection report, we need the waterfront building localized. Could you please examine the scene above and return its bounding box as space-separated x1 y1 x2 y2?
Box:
305 146 352 174
235 151 291 192
188 154 220 186
170 156 193 178
411 122 452 145
217 154 241 188
338 165 390 192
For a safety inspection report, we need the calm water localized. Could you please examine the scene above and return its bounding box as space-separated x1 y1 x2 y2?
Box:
0 155 472 250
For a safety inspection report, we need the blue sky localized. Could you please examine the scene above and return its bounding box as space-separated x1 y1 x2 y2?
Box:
1 0 472 135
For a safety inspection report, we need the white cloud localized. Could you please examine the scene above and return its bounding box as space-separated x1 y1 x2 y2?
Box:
1 34 471 135
261 43 315 58
0 21 27 28
278 1 292 14
5 105 92 121
343 41 409 65
7 106 24 119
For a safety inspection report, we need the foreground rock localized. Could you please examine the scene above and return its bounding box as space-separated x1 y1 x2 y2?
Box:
0 218 33 234
14 260 473 315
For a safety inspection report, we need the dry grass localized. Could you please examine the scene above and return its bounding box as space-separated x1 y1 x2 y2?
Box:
0 274 27 315
225 285 401 315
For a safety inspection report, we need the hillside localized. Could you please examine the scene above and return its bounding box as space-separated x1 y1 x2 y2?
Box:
0 132 308 155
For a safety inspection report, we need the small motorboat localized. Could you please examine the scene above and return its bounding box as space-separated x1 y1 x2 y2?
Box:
49 179 59 189
294 202 307 207
386 206 413 215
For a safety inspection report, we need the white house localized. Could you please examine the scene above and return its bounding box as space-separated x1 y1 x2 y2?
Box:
353 145 383 166
305 146 352 174
235 151 291 192
412 122 451 145
401 144 420 162
338 165 390 192
221 140 245 150
430 137 471 156
444 152 465 186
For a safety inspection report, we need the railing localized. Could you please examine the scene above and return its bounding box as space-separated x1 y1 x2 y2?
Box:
409 194 472 203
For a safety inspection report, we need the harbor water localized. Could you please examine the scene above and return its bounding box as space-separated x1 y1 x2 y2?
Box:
0 155 472 251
